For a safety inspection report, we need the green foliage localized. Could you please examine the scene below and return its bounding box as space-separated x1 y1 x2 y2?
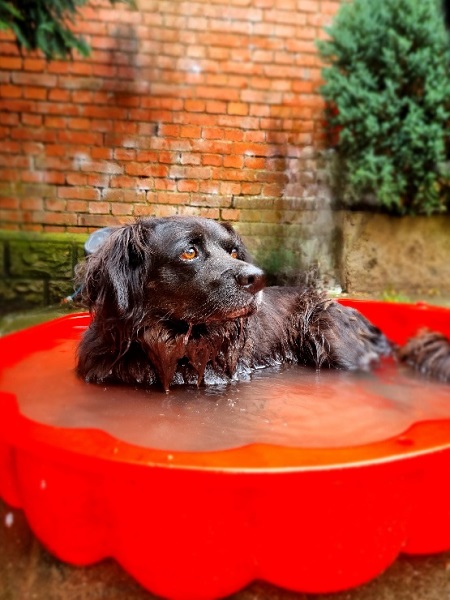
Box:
0 0 131 60
253 244 297 285
318 0 450 215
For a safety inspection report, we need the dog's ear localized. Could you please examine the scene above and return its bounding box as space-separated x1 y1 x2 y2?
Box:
78 220 151 317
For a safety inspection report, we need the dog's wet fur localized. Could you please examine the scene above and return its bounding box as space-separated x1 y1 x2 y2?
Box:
76 216 449 391
397 329 450 382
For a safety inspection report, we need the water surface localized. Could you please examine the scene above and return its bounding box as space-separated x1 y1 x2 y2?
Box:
2 337 450 452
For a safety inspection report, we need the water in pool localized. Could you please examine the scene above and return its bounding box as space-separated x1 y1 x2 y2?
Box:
1 336 450 452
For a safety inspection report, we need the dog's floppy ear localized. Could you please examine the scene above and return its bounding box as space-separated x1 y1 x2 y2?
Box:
78 220 151 317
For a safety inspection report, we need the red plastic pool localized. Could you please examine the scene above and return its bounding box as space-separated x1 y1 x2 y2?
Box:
1 299 450 600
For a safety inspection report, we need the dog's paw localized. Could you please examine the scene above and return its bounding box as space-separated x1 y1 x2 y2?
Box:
319 303 392 371
397 329 450 382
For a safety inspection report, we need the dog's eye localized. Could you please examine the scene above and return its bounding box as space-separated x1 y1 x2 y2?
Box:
230 248 238 259
180 247 198 260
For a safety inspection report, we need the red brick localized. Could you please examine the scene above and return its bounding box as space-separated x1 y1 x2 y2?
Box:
68 118 91 130
83 105 129 120
180 153 201 166
111 202 133 216
115 148 136 161
0 197 19 209
244 130 266 143
232 142 272 157
58 186 101 200
135 150 158 162
24 88 46 103
23 58 46 72
123 190 147 203
131 204 153 217
125 163 169 177
58 131 104 146
158 151 176 164
72 90 94 103
43 171 66 185
45 199 67 212
78 214 119 227
0 40 19 54
0 154 27 167
21 198 44 210
205 100 227 114
66 172 88 186
66 200 89 212
180 125 201 139
224 155 244 168
102 189 124 202
227 102 248 116
160 124 180 137
0 57 22 70
45 144 66 156
1 141 20 153
0 85 22 98
154 178 177 191
199 181 220 194
91 147 113 160
12 72 57 87
106 174 132 189
220 181 242 195
34 101 76 117
202 154 223 167
221 208 241 221
1 112 18 125
45 116 67 128
185 99 205 112
245 156 266 169
48 89 71 102
177 179 199 192
218 166 258 182
223 129 245 142
202 127 225 140
177 205 218 219
89 201 111 214
88 174 110 187
0 168 20 181
170 165 211 180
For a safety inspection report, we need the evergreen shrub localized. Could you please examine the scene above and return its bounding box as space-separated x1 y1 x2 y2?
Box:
318 0 450 215
0 0 131 59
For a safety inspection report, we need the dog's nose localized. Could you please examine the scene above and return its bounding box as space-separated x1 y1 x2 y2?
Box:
236 265 265 294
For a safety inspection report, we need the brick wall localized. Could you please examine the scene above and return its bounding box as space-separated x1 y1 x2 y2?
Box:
0 0 342 293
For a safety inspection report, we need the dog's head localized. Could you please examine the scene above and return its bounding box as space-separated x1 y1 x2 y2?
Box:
78 216 265 327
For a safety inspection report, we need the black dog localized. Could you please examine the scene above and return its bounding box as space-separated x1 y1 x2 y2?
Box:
75 216 444 392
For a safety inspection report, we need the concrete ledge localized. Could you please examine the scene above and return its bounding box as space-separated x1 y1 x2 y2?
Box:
339 212 450 296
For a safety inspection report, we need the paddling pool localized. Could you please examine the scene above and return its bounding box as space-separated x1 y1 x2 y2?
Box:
1 299 450 599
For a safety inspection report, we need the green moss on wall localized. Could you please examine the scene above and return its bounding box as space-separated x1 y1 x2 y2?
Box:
0 230 87 314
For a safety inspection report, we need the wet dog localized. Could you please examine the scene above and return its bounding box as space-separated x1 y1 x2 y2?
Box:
75 216 445 391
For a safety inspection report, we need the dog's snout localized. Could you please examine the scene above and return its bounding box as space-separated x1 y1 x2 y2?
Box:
236 266 265 294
